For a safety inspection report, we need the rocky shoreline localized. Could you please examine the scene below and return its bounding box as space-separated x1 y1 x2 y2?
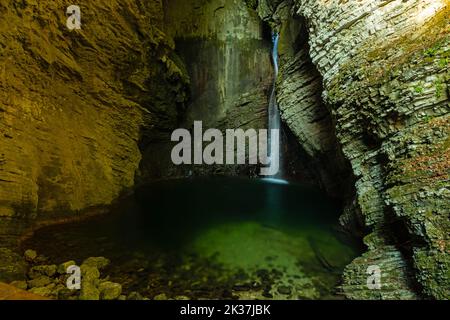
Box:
4 246 344 301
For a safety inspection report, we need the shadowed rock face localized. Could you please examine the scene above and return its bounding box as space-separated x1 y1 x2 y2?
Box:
254 0 449 299
164 0 273 127
139 0 276 178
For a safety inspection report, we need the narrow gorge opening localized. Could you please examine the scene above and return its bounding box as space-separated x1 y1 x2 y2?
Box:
16 2 362 301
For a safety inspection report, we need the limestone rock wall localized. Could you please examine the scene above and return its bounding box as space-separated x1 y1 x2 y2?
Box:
269 1 352 196
164 0 273 128
162 0 335 179
0 0 188 245
254 0 449 299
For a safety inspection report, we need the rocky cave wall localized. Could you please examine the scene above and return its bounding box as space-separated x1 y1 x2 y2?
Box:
0 0 189 246
252 0 449 299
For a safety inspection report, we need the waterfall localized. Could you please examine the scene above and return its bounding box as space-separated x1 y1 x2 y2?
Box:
267 32 284 181
262 32 287 229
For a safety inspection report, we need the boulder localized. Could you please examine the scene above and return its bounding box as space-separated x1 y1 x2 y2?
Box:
80 264 100 281
29 265 57 278
24 249 37 262
82 257 110 270
79 282 100 300
57 261 77 274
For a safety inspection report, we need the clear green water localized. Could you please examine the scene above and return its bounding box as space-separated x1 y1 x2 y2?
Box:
23 177 360 300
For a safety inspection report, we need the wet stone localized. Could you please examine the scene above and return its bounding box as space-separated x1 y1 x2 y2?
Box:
24 249 37 262
57 261 77 274
27 276 53 288
29 265 57 278
82 257 110 270
98 281 122 300
28 284 55 297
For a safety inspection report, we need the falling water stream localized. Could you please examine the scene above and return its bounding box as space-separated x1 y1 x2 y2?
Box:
267 33 283 181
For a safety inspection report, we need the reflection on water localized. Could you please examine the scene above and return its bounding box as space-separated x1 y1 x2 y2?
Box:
23 177 360 300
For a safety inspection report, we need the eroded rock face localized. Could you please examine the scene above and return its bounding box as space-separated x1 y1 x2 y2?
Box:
269 1 352 196
254 0 449 299
164 0 273 124
0 0 448 300
0 1 189 244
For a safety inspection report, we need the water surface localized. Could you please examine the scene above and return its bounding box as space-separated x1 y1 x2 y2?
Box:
23 177 360 299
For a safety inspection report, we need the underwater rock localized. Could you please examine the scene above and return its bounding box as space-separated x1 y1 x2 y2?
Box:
79 283 100 301
29 265 57 278
50 284 68 298
0 283 49 300
262 289 273 299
